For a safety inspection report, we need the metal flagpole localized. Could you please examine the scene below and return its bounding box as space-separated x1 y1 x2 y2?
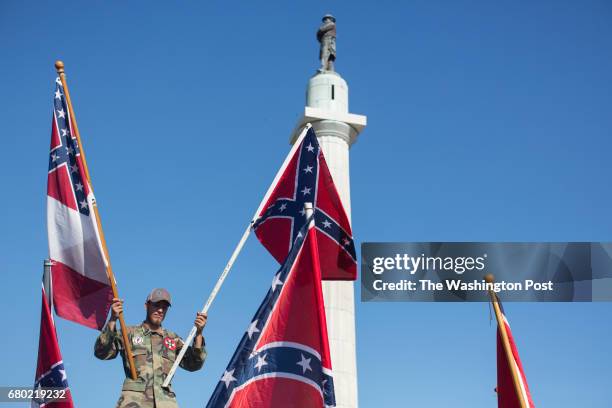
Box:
485 274 528 408
304 202 318 260
162 124 313 388
54 61 138 380
43 259 53 308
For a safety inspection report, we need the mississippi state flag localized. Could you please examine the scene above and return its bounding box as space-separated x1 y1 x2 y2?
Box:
47 78 112 330
207 218 336 407
253 127 356 280
32 287 75 408
496 301 535 408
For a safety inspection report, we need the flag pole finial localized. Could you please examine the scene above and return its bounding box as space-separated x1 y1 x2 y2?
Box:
484 273 495 284
55 60 65 74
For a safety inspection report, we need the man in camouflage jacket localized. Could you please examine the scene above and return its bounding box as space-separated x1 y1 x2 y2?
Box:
95 288 207 408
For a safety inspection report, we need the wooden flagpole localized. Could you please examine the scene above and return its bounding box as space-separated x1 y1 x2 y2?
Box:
54 61 138 380
485 274 528 408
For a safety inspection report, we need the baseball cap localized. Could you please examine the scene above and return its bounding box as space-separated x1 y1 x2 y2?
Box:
146 288 172 306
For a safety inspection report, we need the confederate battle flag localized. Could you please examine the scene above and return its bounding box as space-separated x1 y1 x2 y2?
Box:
47 78 112 329
207 216 336 407
32 287 75 408
253 126 356 280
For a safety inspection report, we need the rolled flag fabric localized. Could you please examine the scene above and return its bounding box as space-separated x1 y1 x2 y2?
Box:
253 127 357 280
497 301 535 408
207 218 336 407
47 78 112 329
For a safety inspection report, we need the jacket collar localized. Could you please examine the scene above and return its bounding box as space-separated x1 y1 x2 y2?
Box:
138 321 166 336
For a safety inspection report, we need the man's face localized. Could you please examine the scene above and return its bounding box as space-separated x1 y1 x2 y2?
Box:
145 300 170 325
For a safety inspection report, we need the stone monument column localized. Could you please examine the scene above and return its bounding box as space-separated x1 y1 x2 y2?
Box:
290 15 366 408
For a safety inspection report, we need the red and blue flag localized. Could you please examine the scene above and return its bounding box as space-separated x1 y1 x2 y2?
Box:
47 78 112 330
253 127 356 280
207 217 336 407
496 301 535 408
32 287 75 408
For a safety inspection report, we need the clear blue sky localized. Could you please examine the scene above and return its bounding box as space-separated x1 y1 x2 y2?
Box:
1 1 611 407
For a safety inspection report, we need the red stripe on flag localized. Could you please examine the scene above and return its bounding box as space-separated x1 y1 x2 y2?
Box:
51 260 112 330
229 377 324 408
497 319 535 408
47 167 78 212
50 113 61 150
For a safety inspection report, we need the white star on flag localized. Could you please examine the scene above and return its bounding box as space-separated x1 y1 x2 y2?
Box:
51 153 59 162
342 238 351 246
271 273 283 291
246 320 260 339
322 219 332 228
296 354 312 374
57 109 66 119
75 182 84 191
299 208 306 216
301 187 311 196
55 90 62 99
306 143 315 152
79 200 88 209
254 354 268 372
303 165 313 173
221 369 237 388
61 128 68 137
279 203 287 212
70 164 78 173
59 369 67 381
66 145 74 155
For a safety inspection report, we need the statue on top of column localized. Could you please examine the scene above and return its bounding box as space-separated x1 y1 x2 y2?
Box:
317 14 336 72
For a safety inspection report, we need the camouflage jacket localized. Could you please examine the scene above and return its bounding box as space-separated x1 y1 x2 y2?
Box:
94 322 206 408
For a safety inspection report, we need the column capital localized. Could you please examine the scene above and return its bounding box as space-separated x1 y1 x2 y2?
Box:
290 107 367 146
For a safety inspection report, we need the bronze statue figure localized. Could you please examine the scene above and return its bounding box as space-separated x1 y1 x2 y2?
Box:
317 14 336 72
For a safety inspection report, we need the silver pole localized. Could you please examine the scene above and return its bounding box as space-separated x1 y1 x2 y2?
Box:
162 221 253 388
43 259 53 308
304 202 314 222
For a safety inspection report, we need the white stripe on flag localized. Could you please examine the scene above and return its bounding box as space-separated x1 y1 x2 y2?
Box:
47 196 108 284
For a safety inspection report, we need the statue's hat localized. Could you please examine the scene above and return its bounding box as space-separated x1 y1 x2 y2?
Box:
322 14 336 22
